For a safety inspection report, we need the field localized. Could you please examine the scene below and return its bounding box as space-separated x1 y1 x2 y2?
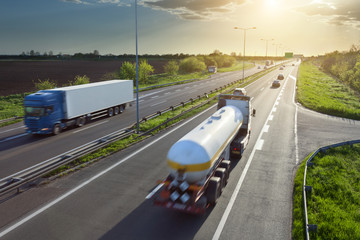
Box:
0 60 167 96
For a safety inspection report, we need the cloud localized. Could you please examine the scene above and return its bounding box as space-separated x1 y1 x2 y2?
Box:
296 0 360 29
61 0 130 7
141 0 247 20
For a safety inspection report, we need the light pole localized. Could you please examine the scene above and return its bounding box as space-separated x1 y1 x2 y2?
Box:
260 38 274 58
234 26 256 82
273 43 281 57
135 0 139 134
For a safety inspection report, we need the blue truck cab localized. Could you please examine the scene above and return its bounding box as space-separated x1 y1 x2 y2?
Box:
24 90 64 135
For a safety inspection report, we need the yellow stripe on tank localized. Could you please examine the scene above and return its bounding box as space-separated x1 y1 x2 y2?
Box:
167 119 242 172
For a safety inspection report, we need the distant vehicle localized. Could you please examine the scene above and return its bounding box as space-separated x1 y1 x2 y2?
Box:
233 88 247 96
279 67 284 70
265 60 271 66
277 73 284 80
24 80 133 135
257 66 261 69
264 66 267 69
292 63 295 66
272 80 280 88
153 93 255 213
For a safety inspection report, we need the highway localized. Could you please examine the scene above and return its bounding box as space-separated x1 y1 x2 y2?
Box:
0 66 262 179
0 63 359 239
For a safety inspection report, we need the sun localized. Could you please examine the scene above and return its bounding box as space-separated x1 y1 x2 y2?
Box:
265 0 280 8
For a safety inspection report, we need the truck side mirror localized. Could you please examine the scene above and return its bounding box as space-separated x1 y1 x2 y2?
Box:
252 109 256 117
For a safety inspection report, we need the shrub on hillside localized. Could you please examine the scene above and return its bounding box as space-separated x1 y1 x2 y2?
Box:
34 79 57 91
179 57 206 73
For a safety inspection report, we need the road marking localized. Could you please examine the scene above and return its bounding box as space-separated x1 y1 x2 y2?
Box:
289 75 296 81
290 75 300 164
145 183 164 199
255 139 264 150
72 121 109 133
0 125 25 134
260 87 264 92
151 95 159 99
263 125 270 133
150 100 167 107
272 107 277 112
0 133 29 143
0 104 217 238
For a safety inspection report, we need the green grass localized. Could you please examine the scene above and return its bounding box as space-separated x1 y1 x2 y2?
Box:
297 61 360 120
293 144 360 239
216 61 254 73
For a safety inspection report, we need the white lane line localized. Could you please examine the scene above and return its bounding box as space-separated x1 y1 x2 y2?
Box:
255 139 264 150
212 67 290 240
73 121 109 133
289 75 296 81
165 92 171 95
0 133 29 143
260 87 264 92
145 183 164 199
291 75 299 164
150 100 167 107
0 105 217 238
272 107 277 112
151 95 159 99
139 100 145 103
0 125 25 134
263 125 270 133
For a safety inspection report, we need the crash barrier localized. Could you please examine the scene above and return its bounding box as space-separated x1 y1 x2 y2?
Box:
303 139 360 240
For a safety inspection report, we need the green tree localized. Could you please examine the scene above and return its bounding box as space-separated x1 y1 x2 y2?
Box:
118 61 136 80
139 59 154 84
179 57 206 73
34 79 57 91
164 60 179 75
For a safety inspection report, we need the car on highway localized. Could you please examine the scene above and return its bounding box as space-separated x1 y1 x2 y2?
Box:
279 67 284 70
277 73 284 80
233 88 247 96
292 63 295 66
258 66 261 69
272 80 280 88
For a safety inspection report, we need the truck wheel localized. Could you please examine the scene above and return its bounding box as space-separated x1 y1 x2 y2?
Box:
53 124 61 135
215 168 226 192
206 177 220 206
114 106 119 115
76 116 86 127
108 108 114 117
119 105 124 113
220 160 231 185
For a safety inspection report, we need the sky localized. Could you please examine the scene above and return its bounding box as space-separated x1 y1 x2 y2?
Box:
1 0 359 57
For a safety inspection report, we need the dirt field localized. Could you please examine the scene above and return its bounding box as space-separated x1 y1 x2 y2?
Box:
0 60 166 96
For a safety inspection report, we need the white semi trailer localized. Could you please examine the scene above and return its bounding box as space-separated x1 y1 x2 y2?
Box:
153 92 254 214
24 80 133 135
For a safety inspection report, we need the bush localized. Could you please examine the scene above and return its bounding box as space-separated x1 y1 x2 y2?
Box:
164 60 179 75
71 75 90 85
34 79 57 91
179 57 206 73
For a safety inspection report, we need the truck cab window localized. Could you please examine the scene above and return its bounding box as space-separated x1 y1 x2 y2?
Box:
25 107 45 117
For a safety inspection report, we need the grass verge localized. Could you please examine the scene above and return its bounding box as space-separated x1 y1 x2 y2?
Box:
297 61 360 120
293 144 360 239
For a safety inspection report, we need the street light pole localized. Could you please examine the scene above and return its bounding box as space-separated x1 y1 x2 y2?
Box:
260 38 274 58
135 0 139 134
234 27 256 82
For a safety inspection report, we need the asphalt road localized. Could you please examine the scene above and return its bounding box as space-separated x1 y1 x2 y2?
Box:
0 65 264 179
0 62 358 239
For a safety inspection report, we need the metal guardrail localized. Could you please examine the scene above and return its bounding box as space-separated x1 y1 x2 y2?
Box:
303 139 360 239
0 116 23 124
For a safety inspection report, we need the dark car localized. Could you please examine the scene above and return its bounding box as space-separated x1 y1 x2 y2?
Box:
277 73 284 80
279 67 284 70
272 80 280 88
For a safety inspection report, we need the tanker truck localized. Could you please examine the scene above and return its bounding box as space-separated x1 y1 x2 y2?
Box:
24 80 133 135
153 92 254 214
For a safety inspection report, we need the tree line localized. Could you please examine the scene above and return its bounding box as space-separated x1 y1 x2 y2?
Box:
320 44 360 93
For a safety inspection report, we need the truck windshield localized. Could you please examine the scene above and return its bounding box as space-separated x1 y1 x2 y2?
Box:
25 106 45 117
